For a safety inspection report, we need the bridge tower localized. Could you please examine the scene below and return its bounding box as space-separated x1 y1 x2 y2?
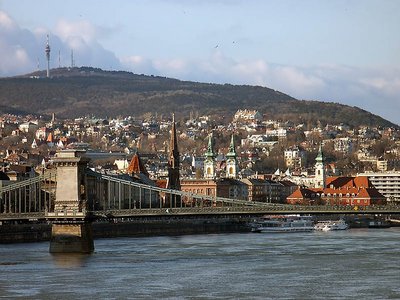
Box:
47 149 94 253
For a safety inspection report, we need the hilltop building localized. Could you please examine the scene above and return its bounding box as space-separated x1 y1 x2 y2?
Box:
233 109 262 122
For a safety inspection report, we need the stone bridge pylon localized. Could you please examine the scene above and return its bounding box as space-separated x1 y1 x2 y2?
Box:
46 149 94 253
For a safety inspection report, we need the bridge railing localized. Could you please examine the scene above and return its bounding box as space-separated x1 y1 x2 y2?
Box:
97 173 283 208
0 169 57 216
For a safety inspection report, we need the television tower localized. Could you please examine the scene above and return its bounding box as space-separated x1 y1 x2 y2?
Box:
45 34 51 78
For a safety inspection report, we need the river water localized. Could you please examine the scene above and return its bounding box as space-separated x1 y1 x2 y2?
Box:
1 228 399 299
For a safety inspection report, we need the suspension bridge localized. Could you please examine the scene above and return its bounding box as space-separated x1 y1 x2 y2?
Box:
1 150 399 252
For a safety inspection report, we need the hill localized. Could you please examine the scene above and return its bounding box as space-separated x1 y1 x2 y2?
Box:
0 67 396 128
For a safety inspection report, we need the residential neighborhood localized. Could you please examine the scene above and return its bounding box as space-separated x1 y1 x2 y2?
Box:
1 109 400 205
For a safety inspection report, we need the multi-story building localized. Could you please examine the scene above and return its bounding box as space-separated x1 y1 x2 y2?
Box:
233 109 262 121
357 171 400 203
334 137 353 153
287 176 386 206
376 159 388 172
284 146 305 169
181 178 248 201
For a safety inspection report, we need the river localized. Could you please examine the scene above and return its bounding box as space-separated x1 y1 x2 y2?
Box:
1 228 399 299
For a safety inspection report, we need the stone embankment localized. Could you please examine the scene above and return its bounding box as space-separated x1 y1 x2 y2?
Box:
0 218 250 243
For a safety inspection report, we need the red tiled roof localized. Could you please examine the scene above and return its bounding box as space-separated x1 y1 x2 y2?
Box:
288 175 385 203
127 152 148 175
156 179 167 189
326 176 372 189
46 132 53 143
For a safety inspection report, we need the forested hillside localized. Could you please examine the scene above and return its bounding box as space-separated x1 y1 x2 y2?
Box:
0 67 395 128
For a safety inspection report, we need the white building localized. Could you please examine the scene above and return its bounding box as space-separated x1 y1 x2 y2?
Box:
19 122 38 133
334 137 353 153
284 147 305 169
357 171 400 202
233 109 262 121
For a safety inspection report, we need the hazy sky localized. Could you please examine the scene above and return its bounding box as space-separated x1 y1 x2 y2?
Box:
1 0 399 124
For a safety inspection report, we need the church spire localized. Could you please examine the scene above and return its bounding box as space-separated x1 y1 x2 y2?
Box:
167 113 180 190
226 134 236 159
205 132 215 158
225 134 238 179
169 113 179 169
316 144 324 163
204 132 216 179
314 144 326 188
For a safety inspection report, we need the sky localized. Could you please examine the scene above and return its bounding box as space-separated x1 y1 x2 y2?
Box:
1 0 399 124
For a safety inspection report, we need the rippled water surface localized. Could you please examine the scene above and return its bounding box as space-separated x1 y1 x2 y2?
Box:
1 228 400 299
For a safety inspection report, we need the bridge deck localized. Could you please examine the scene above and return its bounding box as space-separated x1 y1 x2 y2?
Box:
1 205 400 222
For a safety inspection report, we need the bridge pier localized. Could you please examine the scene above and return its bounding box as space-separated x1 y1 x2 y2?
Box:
50 222 94 253
47 150 94 253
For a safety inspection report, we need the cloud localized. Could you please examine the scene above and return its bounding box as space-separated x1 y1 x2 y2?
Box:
0 10 16 30
120 53 400 124
0 10 120 76
1 10 398 124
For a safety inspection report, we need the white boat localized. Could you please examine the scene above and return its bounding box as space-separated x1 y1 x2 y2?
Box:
314 219 348 231
251 215 315 233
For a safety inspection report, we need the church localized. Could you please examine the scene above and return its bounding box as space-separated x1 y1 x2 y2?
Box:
287 146 386 206
203 133 239 179
181 132 247 201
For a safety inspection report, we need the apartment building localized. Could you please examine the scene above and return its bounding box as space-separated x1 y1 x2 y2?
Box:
358 172 400 203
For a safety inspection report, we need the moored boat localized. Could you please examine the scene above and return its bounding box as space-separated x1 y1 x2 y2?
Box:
251 215 315 233
314 219 348 231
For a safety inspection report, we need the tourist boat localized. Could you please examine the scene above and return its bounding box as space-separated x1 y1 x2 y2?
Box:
251 215 315 233
314 219 348 231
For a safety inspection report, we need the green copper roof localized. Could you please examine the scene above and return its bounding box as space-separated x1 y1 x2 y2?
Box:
226 134 236 158
315 144 324 162
205 133 215 158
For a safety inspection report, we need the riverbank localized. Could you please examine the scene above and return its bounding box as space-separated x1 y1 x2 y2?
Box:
1 214 399 244
0 218 250 244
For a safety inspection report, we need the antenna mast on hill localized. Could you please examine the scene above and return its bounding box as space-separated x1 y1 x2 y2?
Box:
71 49 75 68
58 50 61 68
45 34 51 78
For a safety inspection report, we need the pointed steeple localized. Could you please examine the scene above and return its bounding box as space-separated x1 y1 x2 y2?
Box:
205 133 215 158
314 144 326 188
167 113 180 190
204 132 216 179
169 113 179 169
316 144 324 163
226 134 236 158
225 134 238 179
